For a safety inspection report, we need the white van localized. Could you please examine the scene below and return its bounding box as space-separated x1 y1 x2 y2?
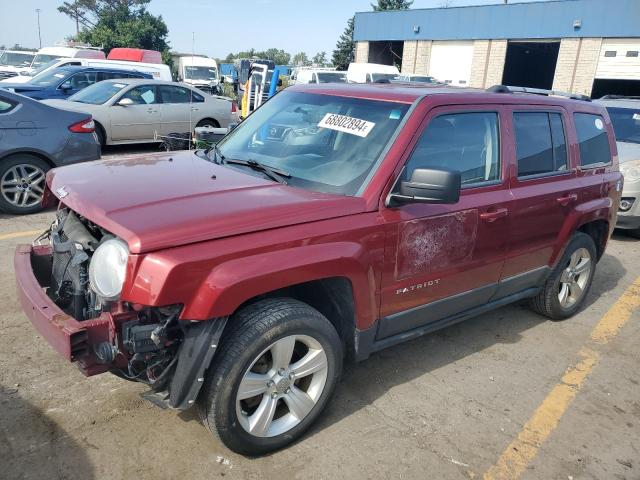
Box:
294 69 347 85
346 63 400 84
29 46 105 73
171 54 219 94
0 50 36 80
3 56 172 83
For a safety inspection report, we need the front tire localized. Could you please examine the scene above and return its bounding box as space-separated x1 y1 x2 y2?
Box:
529 232 597 320
198 298 343 455
0 155 49 215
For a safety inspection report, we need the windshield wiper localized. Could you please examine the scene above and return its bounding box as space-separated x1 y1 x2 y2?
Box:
224 158 290 185
205 143 225 164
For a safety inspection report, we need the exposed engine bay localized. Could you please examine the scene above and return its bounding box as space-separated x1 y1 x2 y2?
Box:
44 208 185 390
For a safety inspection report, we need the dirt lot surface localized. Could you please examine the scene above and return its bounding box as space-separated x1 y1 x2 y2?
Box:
1 152 639 479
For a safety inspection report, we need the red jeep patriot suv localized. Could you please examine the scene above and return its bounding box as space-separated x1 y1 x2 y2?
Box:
15 83 621 455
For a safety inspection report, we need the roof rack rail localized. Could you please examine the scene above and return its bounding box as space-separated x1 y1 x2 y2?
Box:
487 85 591 102
599 95 640 100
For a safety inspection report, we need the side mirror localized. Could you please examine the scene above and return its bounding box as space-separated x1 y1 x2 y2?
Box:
117 97 134 107
60 81 72 91
389 168 461 206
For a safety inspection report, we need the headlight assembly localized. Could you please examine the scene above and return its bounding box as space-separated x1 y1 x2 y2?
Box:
620 159 640 183
89 238 129 300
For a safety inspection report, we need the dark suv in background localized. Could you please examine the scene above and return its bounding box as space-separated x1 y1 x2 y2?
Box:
15 83 620 454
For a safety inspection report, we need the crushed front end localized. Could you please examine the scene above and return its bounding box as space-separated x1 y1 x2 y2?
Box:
14 208 224 409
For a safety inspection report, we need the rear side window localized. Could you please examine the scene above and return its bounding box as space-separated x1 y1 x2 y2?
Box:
574 113 612 167
405 112 500 186
514 112 568 177
0 97 17 113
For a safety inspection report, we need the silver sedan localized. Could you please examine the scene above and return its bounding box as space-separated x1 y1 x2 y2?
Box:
44 79 239 146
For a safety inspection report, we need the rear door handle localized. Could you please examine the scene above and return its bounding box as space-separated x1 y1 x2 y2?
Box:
557 193 578 206
480 208 508 223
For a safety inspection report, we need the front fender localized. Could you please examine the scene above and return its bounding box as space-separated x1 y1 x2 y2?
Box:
182 242 378 330
551 197 613 266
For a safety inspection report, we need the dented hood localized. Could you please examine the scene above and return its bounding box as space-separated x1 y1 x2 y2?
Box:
47 151 366 253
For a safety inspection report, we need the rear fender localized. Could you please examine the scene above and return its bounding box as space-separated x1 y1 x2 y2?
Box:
182 242 377 330
551 197 613 266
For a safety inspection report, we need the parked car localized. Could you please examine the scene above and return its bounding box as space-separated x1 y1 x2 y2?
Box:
14 83 620 455
347 62 400 83
595 95 640 236
0 66 153 100
43 79 238 145
4 56 172 84
393 73 440 84
0 90 100 214
294 69 347 84
0 50 35 80
171 54 220 95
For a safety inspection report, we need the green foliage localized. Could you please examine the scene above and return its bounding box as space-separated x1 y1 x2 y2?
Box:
332 16 355 70
59 0 170 61
371 0 413 10
312 51 328 66
292 52 310 67
224 48 291 65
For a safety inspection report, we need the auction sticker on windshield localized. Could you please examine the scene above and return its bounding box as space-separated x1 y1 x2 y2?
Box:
318 113 375 138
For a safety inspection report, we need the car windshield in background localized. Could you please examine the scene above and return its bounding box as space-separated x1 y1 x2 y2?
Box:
0 52 34 67
68 81 127 104
29 59 62 77
316 72 347 83
29 69 68 86
30 54 63 69
216 91 410 196
371 73 398 82
184 66 217 81
607 107 640 145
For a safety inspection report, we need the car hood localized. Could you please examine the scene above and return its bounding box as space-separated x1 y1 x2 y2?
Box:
617 141 640 163
47 151 366 254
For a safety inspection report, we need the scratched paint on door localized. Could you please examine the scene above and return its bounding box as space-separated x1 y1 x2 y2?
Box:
396 210 478 280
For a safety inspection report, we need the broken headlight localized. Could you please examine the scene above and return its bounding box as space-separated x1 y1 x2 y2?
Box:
89 238 129 300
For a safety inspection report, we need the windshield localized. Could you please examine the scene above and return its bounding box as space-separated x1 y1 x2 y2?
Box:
607 107 640 145
68 80 126 104
215 91 410 196
0 52 34 67
28 59 63 77
316 72 347 83
28 69 68 86
406 75 436 83
370 73 399 82
184 66 217 81
31 54 63 69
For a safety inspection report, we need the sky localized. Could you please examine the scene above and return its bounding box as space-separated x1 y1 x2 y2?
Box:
2 0 540 59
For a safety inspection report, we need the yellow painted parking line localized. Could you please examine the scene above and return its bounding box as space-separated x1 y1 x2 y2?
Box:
484 277 640 480
0 230 42 241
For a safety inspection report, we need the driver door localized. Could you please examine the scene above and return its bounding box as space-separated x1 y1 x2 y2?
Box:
110 84 161 142
378 105 511 339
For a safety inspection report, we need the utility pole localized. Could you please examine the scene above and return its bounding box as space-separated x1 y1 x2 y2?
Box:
35 8 42 48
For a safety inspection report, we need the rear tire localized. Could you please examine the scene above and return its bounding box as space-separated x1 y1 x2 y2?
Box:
0 155 50 215
94 122 106 146
197 298 342 455
528 232 597 320
196 118 220 129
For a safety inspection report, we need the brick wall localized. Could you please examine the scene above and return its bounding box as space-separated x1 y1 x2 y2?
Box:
552 38 602 96
355 41 369 63
402 41 418 73
414 41 432 75
469 40 507 89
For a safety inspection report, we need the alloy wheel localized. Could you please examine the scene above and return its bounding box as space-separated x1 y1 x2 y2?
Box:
1 164 46 209
558 247 592 308
235 334 328 438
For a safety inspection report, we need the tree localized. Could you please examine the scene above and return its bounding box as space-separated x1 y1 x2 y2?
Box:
332 16 355 70
263 48 291 65
292 51 310 67
312 51 327 66
371 0 413 10
58 0 170 62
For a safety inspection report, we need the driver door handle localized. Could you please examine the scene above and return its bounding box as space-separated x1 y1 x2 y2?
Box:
480 208 508 223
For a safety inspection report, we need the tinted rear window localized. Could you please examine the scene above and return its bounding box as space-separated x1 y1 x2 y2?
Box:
606 107 640 144
574 113 612 167
514 112 568 177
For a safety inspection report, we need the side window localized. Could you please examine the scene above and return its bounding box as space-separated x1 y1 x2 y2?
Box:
159 85 192 104
404 112 500 186
514 112 568 177
0 97 17 113
68 72 98 90
122 85 157 105
574 113 612 167
192 91 204 103
99 71 128 81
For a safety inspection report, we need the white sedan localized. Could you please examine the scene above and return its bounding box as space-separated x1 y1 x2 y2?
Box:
44 79 239 145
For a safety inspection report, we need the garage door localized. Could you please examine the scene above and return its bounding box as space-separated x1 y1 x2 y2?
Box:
429 41 474 87
596 39 640 80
